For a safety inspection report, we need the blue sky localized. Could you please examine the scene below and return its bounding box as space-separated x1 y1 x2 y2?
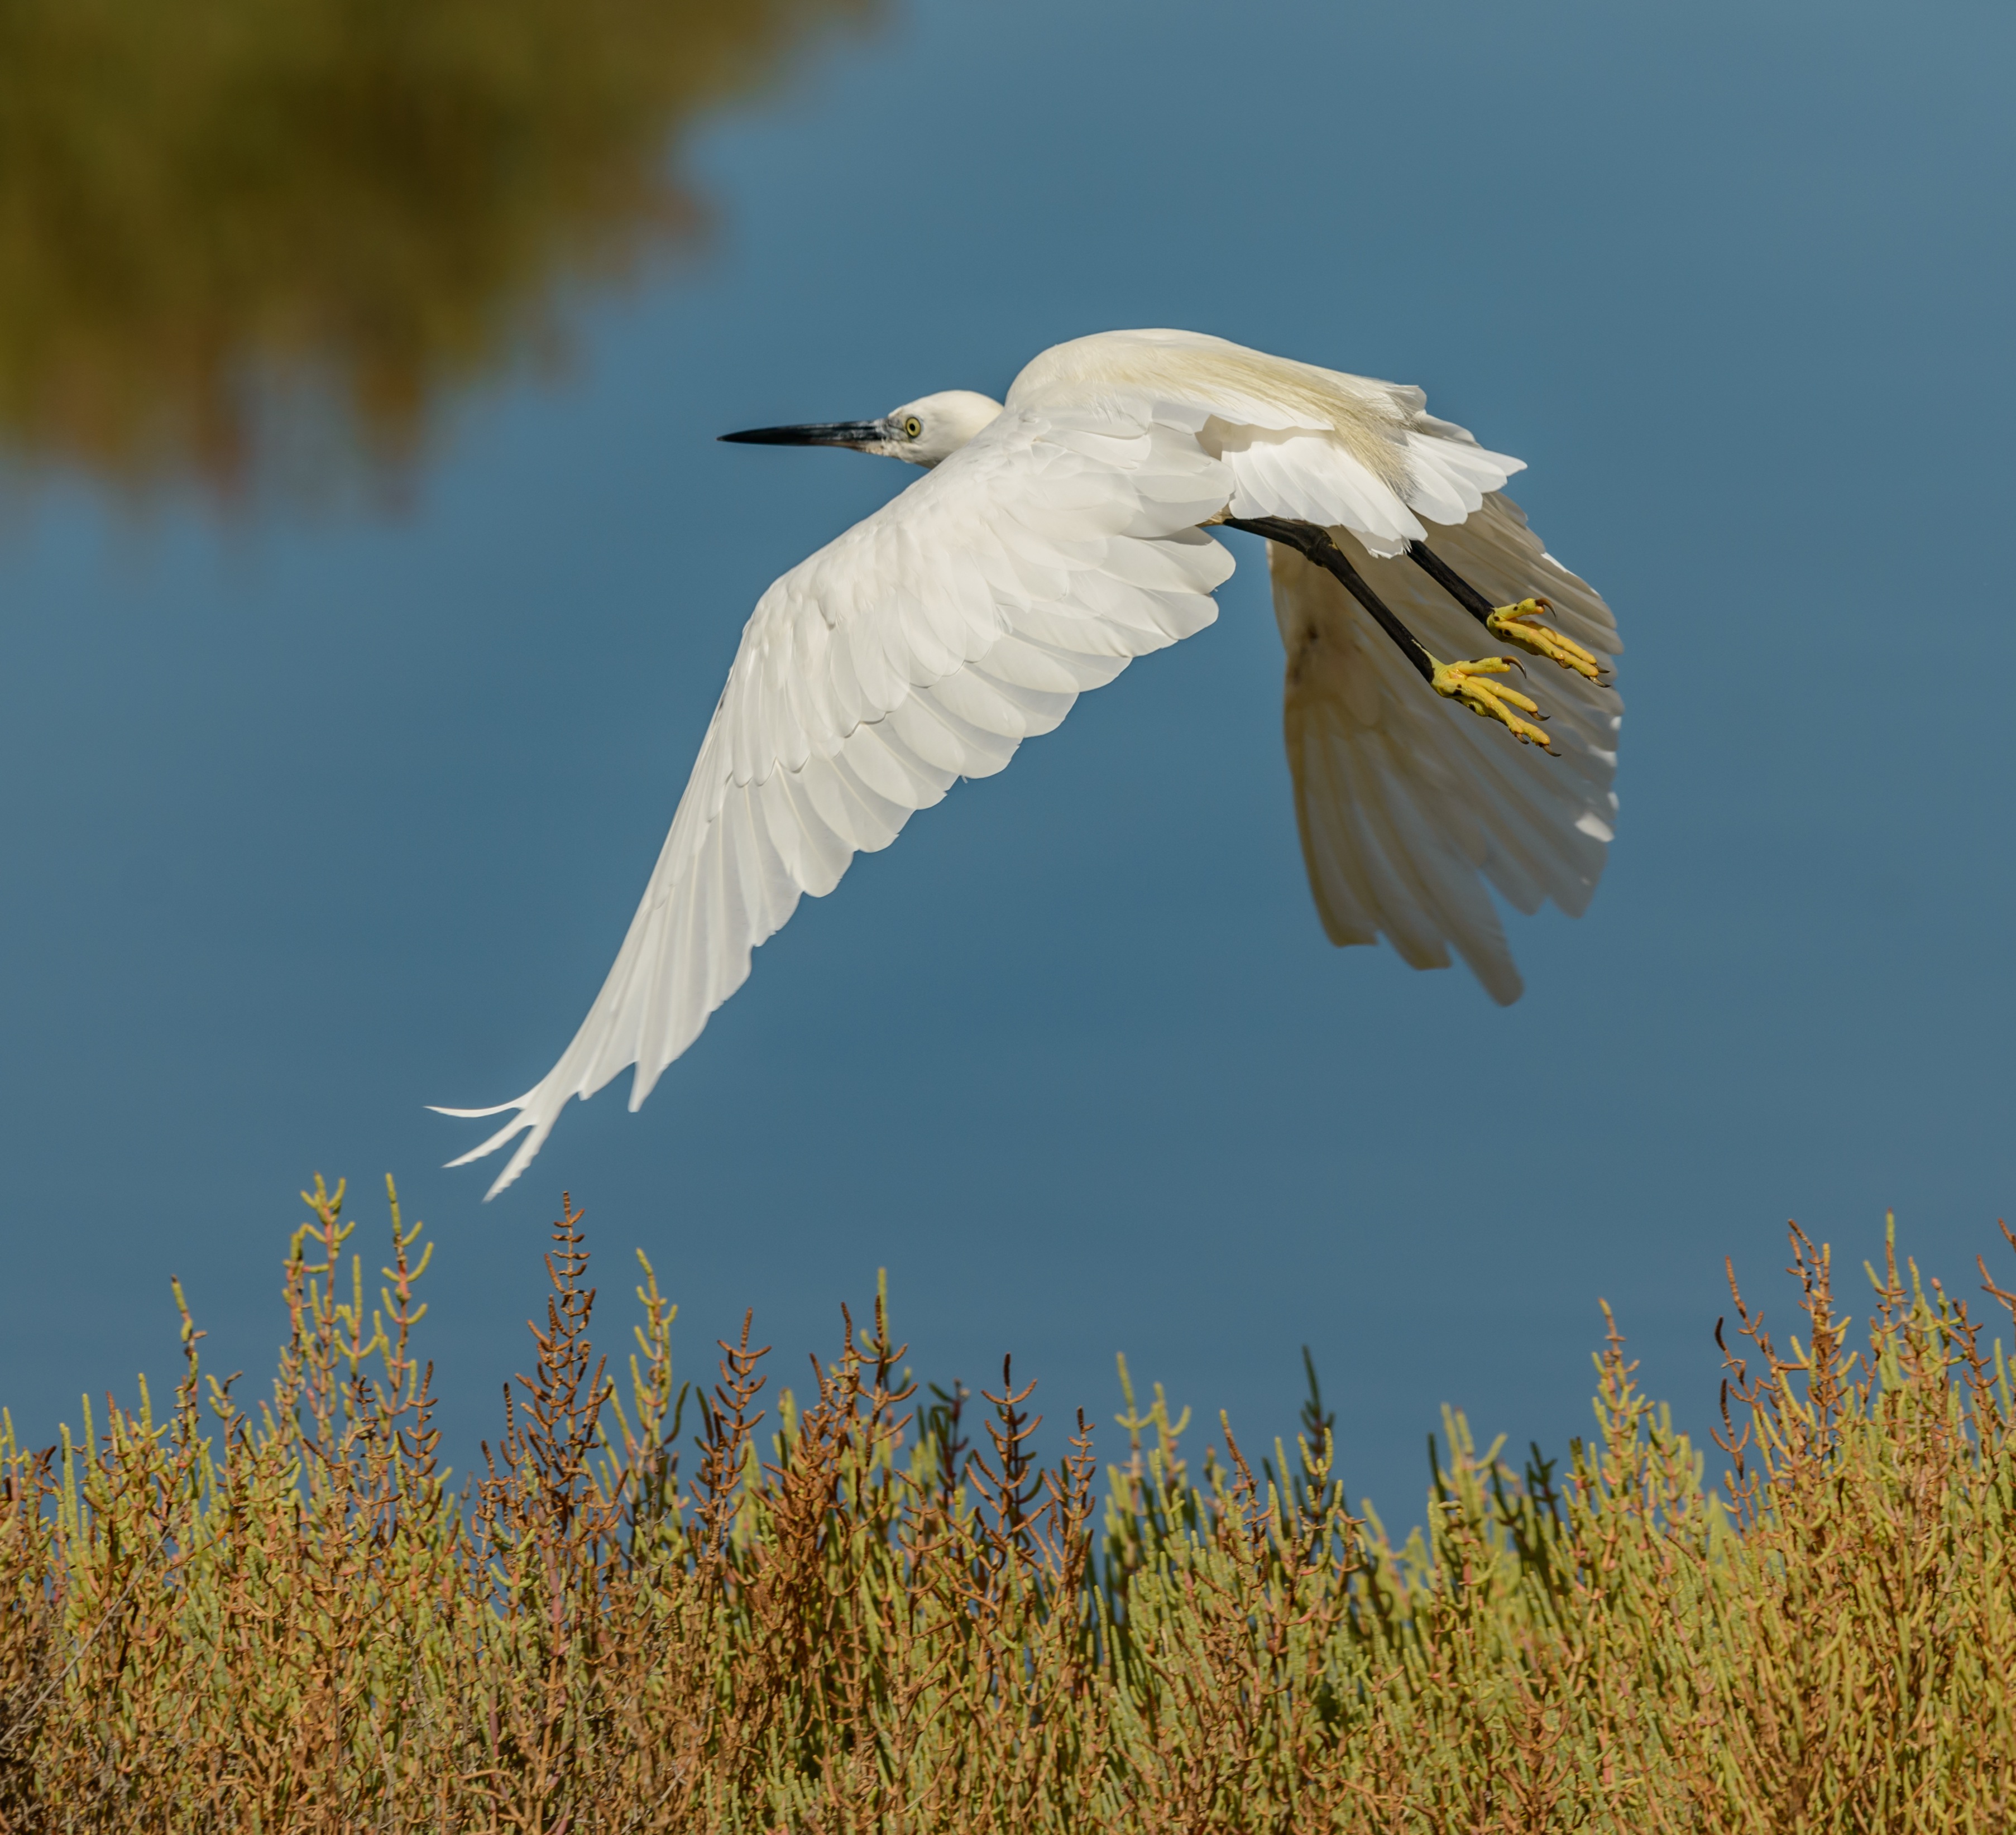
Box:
2 0 2010 1517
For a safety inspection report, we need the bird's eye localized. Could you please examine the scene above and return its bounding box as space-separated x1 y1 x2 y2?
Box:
903 416 922 439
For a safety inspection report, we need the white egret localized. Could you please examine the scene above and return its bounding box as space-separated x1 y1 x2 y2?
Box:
440 328 1620 1195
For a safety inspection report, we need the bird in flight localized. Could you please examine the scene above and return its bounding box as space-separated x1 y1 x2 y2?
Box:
440 328 1620 1195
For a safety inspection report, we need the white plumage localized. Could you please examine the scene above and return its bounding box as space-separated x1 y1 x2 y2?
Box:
440 329 1621 1195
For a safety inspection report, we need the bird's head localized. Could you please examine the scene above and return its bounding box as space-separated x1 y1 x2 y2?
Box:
719 389 1003 469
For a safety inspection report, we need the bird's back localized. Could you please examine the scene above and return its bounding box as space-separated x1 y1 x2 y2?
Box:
1007 329 1525 557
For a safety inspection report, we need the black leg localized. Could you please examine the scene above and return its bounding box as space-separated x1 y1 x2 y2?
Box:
1405 540 1497 629
1223 517 1436 685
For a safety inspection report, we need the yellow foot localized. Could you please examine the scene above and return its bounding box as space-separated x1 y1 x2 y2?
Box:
1430 655 1551 748
1485 598 1603 682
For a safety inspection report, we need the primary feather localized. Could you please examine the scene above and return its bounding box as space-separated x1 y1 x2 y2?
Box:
441 329 1621 1195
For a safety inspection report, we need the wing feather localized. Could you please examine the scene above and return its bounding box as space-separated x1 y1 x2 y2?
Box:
1270 492 1620 1005
442 404 1236 1194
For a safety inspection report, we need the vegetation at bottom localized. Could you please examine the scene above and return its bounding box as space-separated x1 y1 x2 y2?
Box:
2 1182 2012 1832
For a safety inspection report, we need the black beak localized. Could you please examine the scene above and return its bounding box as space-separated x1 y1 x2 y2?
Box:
717 418 888 449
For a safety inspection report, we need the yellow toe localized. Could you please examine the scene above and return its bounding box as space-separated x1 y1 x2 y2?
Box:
1486 598 1604 682
1429 655 1551 748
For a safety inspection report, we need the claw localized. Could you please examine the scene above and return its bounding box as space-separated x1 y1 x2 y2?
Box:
1485 598 1604 682
1430 655 1552 748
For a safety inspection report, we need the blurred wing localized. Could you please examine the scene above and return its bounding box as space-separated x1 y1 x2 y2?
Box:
440 406 1234 1195
1272 492 1621 1004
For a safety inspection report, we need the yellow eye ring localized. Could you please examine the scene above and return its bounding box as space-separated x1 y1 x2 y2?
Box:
903 416 922 439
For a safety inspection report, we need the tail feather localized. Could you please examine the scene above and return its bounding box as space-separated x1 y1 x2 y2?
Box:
434 1084 562 1198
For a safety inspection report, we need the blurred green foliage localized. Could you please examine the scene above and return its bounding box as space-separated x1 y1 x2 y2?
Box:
0 0 871 487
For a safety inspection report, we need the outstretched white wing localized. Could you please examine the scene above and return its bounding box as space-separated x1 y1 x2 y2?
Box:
442 405 1235 1194
1270 494 1621 1003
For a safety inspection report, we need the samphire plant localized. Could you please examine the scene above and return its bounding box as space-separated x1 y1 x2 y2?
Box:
2 1178 2012 1832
